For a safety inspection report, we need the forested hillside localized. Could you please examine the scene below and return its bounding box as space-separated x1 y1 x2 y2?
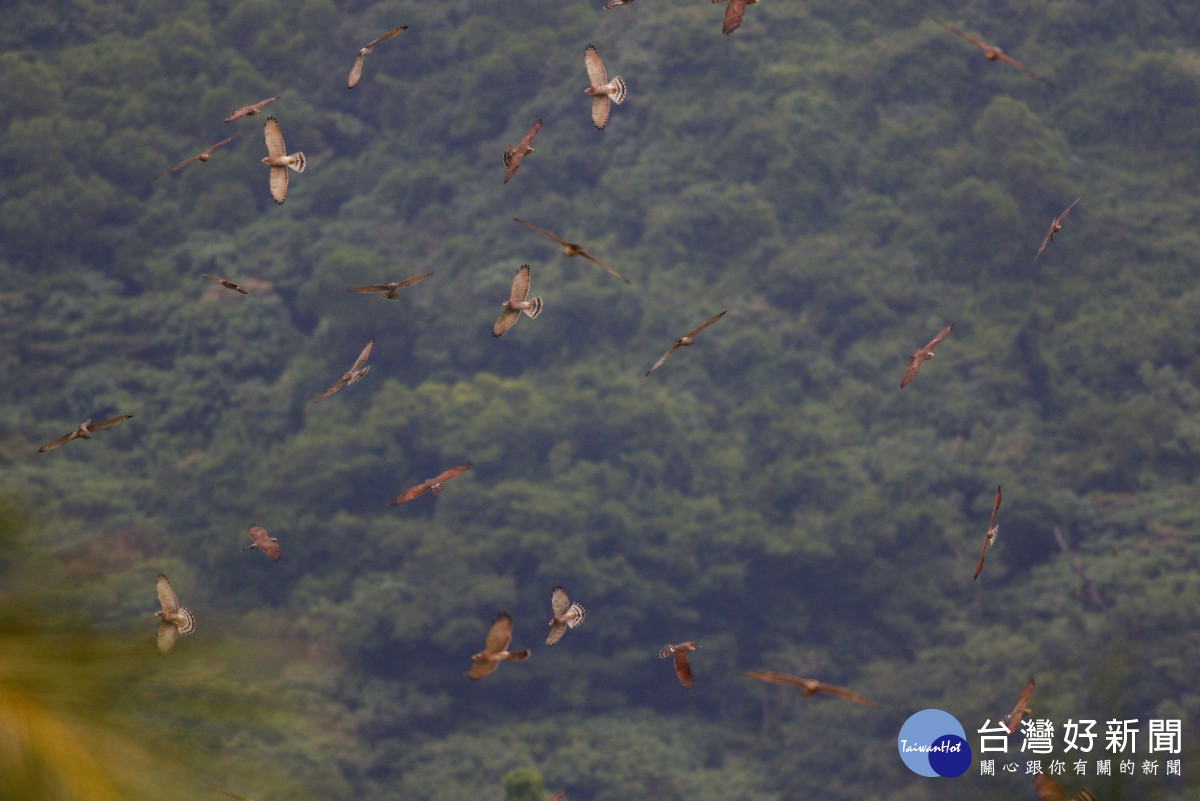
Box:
1 0 1199 799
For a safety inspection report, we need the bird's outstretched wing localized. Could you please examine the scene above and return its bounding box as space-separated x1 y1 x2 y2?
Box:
348 26 407 88
225 96 278 122
89 415 133 432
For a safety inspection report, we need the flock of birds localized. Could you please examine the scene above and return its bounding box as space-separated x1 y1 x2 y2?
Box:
32 7 1102 800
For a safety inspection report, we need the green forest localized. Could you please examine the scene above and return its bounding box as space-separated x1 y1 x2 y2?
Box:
1 0 1199 798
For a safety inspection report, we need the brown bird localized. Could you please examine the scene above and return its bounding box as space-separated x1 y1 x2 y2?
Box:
513 217 631 284
742 670 880 708
1001 677 1035 734
931 17 1055 86
225 96 279 123
900 323 953 388
974 486 1002 581
157 131 244 177
546 586 586 646
493 264 543 338
348 271 435 299
712 0 758 35
645 311 727 376
660 642 699 689
215 791 256 801
504 119 542 183
261 117 305 204
347 27 408 89
202 274 250 295
1034 197 1082 262
243 525 281 562
38 415 133 453
392 462 473 506
584 45 627 130
468 612 531 680
313 338 374 403
603 0 635 7
1033 773 1097 801
155 573 195 656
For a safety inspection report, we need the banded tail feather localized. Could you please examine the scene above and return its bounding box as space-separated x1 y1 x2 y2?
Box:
176 606 196 635
608 76 627 105
289 152 307 173
566 602 585 627
524 296 543 319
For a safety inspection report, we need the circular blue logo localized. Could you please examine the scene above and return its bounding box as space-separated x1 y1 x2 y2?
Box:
898 709 972 777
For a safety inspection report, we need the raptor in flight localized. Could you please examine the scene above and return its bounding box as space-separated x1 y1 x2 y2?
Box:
347 27 408 89
743 670 880 708
546 586 586 646
225 96 279 123
468 612 531 680
660 642 699 689
38 415 133 453
504 119 542 183
262 117 305 204
348 271 434 299
645 311 726 376
155 573 196 656
1035 197 1082 262
974 486 1002 581
243 525 281 562
313 339 374 402
513 218 631 284
158 131 244 177
584 45 626 130
493 264 543 337
931 17 1055 86
392 462 473 506
900 323 953 388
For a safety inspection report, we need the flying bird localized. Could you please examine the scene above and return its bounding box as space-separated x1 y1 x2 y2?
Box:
513 218 631 284
900 323 953 388
468 612 531 680
261 117 305 204
645 311 727 376
1001 677 1035 734
215 791 256 801
38 415 133 453
392 462 473 506
931 17 1056 86
313 338 374 402
225 96 279 123
347 27 408 89
742 670 880 708
348 271 435 299
157 131 244 177
603 0 634 7
712 0 758 34
1034 197 1082 262
1053 527 1108 613
202 274 250 294
584 45 626 130
155 573 195 656
504 119 542 183
1033 773 1097 801
493 264 543 338
974 486 1002 581
243 525 281 562
546 586 586 646
660 642 699 689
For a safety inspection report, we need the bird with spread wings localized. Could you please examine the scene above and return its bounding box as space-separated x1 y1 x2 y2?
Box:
546 586 586 646
468 612 531 680
900 323 953 388
155 573 195 656
1035 197 1082 262
158 132 244 178
493 264 543 338
974 486 1002 581
313 339 374 402
660 642 699 689
38 415 133 453
504 119 542 183
225 96 278 123
347 27 407 89
1002 677 1035 734
349 271 434 299
712 0 758 35
261 117 305 204
392 462 473 506
202 274 250 295
243 525 281 562
645 311 726 376
931 17 1055 86
584 45 626 130
743 670 880 707
513 218 631 284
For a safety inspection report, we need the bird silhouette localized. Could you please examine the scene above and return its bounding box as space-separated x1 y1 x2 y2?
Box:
931 17 1055 86
743 670 880 707
513 218 631 284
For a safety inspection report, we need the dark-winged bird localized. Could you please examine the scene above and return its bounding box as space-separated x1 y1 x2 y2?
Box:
393 462 473 506
713 0 758 34
931 17 1055 86
504 119 542 183
974 486 1002 581
348 271 434 299
1002 677 1035 734
513 217 631 284
243 525 281 562
38 415 133 453
660 642 699 689
313 339 373 402
645 311 726 376
900 323 953 388
158 132 244 177
202 274 250 294
743 670 880 707
1035 197 1082 262
225 96 279 123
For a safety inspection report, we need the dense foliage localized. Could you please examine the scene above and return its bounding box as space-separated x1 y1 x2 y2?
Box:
1 0 1199 799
